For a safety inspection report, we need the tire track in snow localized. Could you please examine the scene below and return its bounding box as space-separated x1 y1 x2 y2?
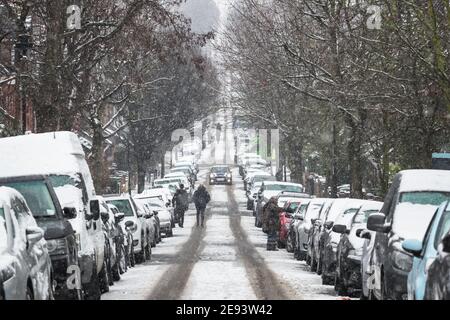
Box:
147 185 213 300
227 186 301 300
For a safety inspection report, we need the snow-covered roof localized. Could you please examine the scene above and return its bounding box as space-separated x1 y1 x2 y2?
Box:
0 132 86 178
399 170 450 193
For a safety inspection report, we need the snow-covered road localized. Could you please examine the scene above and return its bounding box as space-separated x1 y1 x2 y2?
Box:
103 116 338 300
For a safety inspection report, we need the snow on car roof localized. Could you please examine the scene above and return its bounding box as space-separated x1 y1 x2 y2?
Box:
0 132 86 178
165 172 187 178
262 181 302 187
399 170 450 193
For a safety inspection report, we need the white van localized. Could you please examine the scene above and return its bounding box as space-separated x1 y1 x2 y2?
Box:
0 132 106 299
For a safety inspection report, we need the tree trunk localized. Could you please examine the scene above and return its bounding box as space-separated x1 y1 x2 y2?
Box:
89 116 106 193
330 121 338 198
137 158 146 194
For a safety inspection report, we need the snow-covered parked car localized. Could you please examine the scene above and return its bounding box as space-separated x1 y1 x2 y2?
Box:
104 195 152 263
136 188 175 226
0 175 79 299
132 199 157 247
293 198 329 261
367 170 450 300
0 132 105 300
143 200 173 238
333 201 383 297
0 187 53 300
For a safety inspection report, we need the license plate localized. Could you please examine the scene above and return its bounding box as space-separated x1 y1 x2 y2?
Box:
217 178 225 181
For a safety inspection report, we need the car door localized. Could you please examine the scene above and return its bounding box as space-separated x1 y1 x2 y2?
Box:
14 196 50 299
3 198 29 300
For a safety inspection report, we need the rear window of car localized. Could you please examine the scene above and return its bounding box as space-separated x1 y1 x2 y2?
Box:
434 210 450 249
4 180 57 217
400 192 450 206
106 199 134 217
265 184 302 193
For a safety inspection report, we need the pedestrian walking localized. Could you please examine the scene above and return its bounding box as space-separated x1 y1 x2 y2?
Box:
261 197 281 251
192 185 211 227
172 184 189 228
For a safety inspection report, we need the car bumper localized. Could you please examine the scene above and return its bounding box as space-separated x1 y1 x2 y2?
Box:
210 177 232 184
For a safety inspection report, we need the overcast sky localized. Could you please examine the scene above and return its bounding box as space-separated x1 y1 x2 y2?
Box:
180 0 232 34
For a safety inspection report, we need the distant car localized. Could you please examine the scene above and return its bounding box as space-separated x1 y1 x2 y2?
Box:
0 187 53 300
133 198 159 244
402 201 450 300
147 202 173 237
368 170 450 300
287 199 311 255
170 166 196 184
334 201 383 297
105 195 152 263
424 229 450 300
136 188 175 227
209 165 232 185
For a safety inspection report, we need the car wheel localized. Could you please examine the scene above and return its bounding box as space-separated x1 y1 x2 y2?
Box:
286 233 294 253
335 273 347 296
380 273 388 300
106 246 114 286
99 259 110 293
311 254 318 272
129 242 135 267
118 244 127 274
167 226 174 237
26 282 34 300
317 253 323 275
306 254 311 266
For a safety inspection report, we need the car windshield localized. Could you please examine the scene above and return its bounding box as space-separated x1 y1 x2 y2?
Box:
106 199 134 217
155 179 181 186
265 184 302 193
149 202 163 208
0 207 7 252
434 210 450 249
353 209 380 225
172 168 190 174
253 176 274 183
211 167 228 174
305 203 323 220
3 180 57 217
400 192 450 206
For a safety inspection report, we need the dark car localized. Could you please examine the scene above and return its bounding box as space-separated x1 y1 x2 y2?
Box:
425 230 450 300
333 201 383 297
209 165 232 185
367 170 450 300
0 175 80 299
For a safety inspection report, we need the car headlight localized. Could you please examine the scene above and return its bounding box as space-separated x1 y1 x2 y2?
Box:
210 173 216 178
47 238 69 255
392 250 413 271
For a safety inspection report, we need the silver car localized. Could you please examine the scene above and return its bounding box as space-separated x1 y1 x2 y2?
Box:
0 187 53 300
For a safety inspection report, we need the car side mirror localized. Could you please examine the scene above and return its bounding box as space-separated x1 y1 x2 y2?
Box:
166 202 171 207
114 212 125 222
26 226 44 248
153 210 159 216
367 213 390 233
402 239 423 258
332 224 346 234
136 210 143 218
324 221 334 230
63 207 77 219
89 200 100 221
441 233 450 253
356 228 371 240
124 221 137 232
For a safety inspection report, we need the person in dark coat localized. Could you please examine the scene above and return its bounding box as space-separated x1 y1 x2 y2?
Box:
262 197 282 251
192 185 211 227
172 184 189 228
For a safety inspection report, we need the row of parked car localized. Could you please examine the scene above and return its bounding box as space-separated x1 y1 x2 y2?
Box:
241 162 450 300
0 131 195 300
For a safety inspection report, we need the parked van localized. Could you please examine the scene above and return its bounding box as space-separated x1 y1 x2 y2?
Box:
0 132 105 300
